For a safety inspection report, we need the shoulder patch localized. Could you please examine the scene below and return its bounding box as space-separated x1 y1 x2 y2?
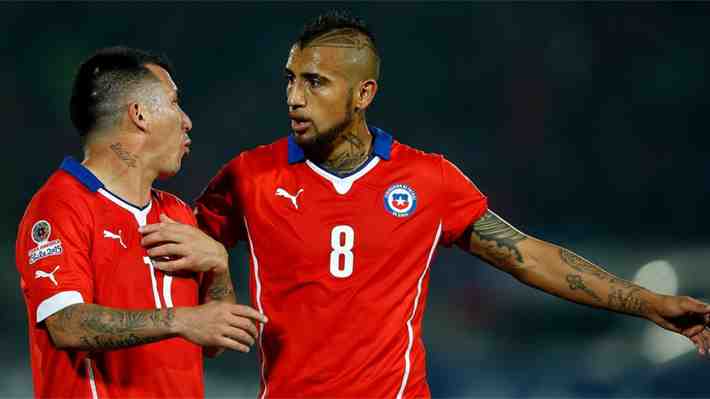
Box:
28 220 63 264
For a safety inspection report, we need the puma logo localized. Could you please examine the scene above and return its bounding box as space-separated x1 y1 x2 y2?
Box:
35 266 60 286
103 229 127 248
275 188 304 209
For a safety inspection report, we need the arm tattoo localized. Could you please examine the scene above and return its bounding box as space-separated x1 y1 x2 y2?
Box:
566 274 602 302
50 304 175 351
110 142 138 168
609 288 649 315
206 272 235 301
80 334 160 350
559 248 649 315
468 211 528 265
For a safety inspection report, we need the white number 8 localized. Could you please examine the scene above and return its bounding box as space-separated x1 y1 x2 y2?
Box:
330 225 354 278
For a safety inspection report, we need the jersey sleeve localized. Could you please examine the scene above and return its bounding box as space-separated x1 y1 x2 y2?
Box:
194 158 246 248
15 192 94 323
439 157 488 247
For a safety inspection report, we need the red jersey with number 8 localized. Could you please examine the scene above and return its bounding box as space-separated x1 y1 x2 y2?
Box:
195 127 487 398
15 157 204 399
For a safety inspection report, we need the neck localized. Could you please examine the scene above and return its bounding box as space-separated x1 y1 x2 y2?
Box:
82 135 156 208
311 121 373 176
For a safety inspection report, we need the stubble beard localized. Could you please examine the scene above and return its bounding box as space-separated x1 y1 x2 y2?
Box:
297 95 355 158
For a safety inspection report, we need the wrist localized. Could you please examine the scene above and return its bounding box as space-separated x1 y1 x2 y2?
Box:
171 307 191 336
212 247 229 274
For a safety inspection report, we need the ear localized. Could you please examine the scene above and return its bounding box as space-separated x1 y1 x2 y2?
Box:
354 79 378 111
127 101 149 132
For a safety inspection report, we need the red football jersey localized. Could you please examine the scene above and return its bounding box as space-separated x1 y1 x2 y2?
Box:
16 157 204 399
196 127 487 398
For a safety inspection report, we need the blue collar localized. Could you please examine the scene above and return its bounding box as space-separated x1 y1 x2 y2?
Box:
59 156 104 192
287 125 393 164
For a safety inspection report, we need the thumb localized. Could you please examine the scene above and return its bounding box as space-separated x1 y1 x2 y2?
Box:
681 297 710 313
160 213 177 224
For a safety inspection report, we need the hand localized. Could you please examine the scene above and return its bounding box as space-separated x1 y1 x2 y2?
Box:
140 214 228 273
174 301 267 352
648 295 710 356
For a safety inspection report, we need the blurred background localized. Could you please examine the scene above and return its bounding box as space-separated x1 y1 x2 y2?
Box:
2 2 709 398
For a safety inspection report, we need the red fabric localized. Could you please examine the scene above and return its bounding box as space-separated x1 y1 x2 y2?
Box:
196 138 487 398
16 170 203 398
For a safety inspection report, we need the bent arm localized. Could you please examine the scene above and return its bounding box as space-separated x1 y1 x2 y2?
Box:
45 304 179 351
458 210 655 317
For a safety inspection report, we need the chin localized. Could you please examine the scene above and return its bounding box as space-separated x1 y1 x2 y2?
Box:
157 165 180 180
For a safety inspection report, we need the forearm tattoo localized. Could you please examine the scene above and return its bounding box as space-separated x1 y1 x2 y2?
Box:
206 271 235 301
566 274 602 302
110 142 138 168
468 211 528 265
51 304 175 351
559 248 649 315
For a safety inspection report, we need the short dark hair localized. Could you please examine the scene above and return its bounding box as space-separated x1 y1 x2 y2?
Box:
70 46 174 137
296 10 378 54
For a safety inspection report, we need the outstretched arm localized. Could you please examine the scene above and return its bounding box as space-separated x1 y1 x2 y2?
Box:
45 301 263 352
458 210 710 354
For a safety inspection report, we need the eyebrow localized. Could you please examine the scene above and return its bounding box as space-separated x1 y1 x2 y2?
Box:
284 68 329 82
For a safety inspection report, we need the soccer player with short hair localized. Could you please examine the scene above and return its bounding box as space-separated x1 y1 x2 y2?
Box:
15 47 266 398
146 11 710 398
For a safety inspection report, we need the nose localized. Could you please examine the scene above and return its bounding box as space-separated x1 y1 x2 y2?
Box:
287 80 305 110
182 109 193 132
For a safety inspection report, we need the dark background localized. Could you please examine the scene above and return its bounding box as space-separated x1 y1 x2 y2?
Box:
2 2 709 398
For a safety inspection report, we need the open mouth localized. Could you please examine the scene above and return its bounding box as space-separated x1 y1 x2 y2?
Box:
289 115 311 134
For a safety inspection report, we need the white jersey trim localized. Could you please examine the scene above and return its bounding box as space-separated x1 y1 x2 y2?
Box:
36 290 84 323
305 157 380 195
396 222 442 399
245 217 268 399
85 358 99 399
97 188 152 225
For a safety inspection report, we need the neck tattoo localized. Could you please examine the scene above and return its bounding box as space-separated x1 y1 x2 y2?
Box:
110 142 138 168
320 132 372 177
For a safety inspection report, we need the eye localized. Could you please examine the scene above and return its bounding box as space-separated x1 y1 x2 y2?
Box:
308 77 322 88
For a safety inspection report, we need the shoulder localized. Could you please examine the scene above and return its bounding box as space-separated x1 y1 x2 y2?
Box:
212 137 289 186
24 170 94 219
390 140 447 178
152 189 196 225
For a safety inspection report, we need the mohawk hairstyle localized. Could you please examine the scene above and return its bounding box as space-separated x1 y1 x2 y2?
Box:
296 10 378 56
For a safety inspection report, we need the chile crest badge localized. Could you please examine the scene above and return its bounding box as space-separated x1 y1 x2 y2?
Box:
384 184 417 218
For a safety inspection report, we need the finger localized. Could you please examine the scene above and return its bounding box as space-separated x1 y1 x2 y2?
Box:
217 336 250 353
160 213 178 224
141 230 182 247
147 243 188 258
228 316 259 339
223 325 256 346
153 257 190 272
699 329 710 356
139 222 165 234
231 304 268 323
681 296 710 313
683 324 705 338
689 335 703 354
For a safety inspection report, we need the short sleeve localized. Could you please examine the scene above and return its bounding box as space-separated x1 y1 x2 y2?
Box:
194 158 246 248
440 157 488 247
15 192 94 323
